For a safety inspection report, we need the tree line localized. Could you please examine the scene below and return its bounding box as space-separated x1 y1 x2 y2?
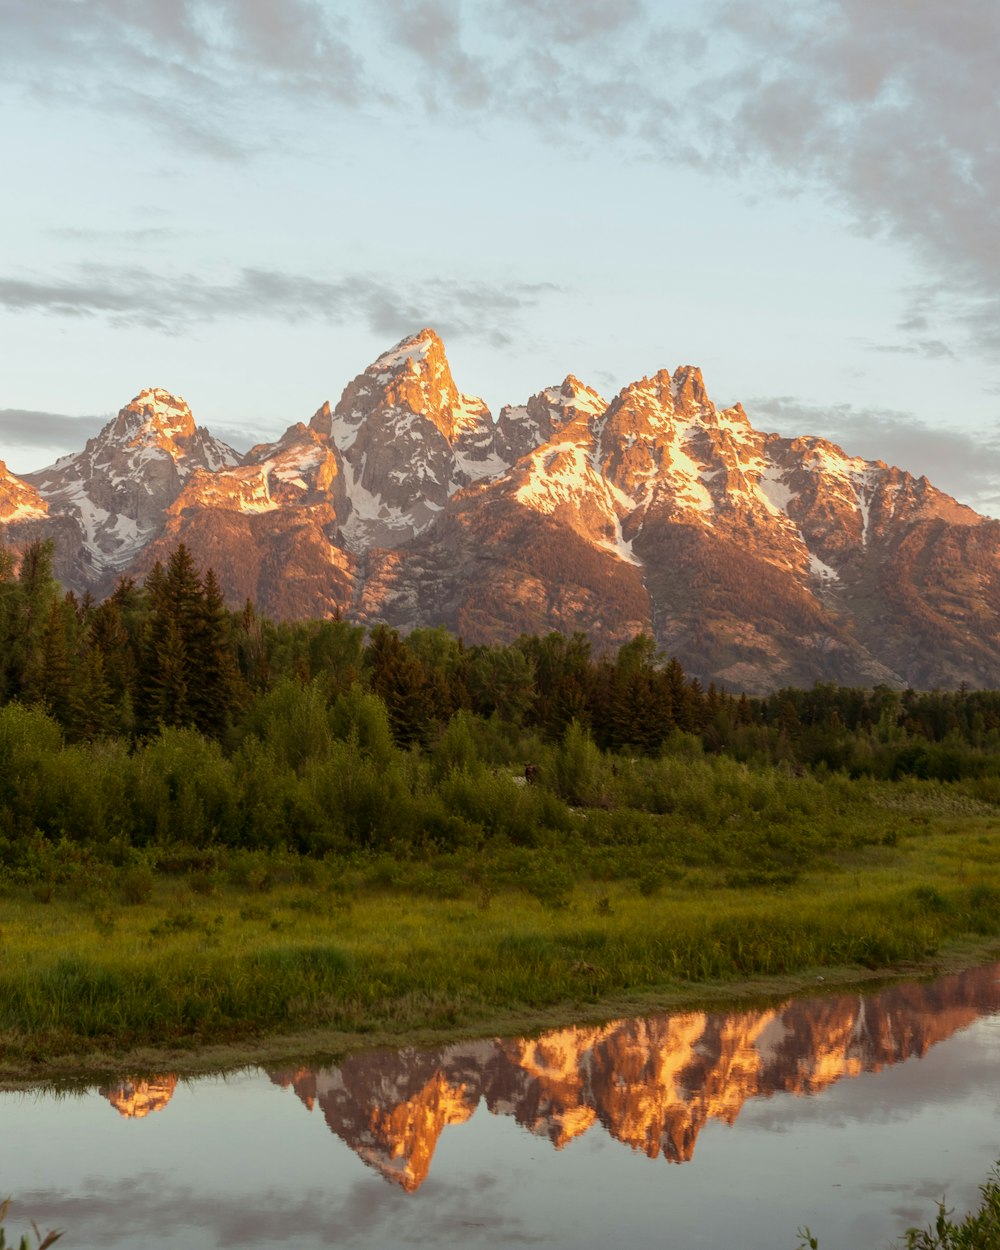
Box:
3 539 1000 782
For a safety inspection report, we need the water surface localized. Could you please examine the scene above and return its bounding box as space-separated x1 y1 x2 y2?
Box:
5 964 1000 1249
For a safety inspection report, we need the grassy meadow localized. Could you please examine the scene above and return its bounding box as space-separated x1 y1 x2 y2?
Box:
2 737 1000 1076
4 566 1000 1076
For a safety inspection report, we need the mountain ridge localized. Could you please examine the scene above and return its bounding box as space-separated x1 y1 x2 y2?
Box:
3 329 998 693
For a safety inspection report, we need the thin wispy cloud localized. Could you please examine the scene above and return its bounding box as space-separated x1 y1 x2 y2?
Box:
2 0 371 157
0 410 108 450
702 0 1000 361
0 264 561 347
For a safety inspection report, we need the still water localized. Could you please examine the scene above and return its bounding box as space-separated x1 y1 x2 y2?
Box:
4 965 1000 1250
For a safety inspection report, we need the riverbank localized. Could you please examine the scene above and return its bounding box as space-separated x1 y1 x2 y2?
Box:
4 942 997 1089
2 814 1000 1085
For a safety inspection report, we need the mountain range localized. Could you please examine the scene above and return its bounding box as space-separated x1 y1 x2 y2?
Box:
3 328 999 693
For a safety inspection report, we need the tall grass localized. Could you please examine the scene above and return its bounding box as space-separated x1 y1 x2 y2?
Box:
0 1198 61 1249
2 699 1000 1059
1 833 999 1059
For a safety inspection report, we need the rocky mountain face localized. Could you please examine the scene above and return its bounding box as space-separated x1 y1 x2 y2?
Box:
3 330 999 692
12 388 240 590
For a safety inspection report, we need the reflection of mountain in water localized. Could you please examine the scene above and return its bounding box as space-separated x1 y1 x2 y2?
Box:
100 1076 178 1119
268 965 1000 1190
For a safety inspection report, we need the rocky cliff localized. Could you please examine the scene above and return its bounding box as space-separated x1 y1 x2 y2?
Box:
4 331 999 691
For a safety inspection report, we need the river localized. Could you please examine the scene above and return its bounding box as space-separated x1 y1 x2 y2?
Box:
4 963 1000 1249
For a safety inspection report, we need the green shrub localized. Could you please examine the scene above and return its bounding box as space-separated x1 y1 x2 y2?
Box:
240 678 332 772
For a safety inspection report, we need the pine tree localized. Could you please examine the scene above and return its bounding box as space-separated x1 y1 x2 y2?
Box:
70 646 119 740
188 567 243 738
137 546 242 738
7 540 60 700
25 596 75 727
365 625 431 747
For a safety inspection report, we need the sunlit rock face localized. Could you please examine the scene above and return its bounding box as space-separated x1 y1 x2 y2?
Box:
0 460 47 524
266 964 1000 1189
322 328 501 551
133 414 356 620
8 333 1000 690
494 375 606 465
100 1076 179 1119
20 389 240 592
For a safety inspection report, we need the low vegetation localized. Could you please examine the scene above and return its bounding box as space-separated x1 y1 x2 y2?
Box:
0 1199 61 1249
2 540 1000 1069
798 1163 1000 1248
1 707 999 1066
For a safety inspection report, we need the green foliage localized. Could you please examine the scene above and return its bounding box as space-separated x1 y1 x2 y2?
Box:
6 551 1000 1065
240 678 331 772
902 1168 1000 1248
550 719 607 806
797 1164 1000 1249
329 684 395 767
431 708 480 778
0 1197 62 1249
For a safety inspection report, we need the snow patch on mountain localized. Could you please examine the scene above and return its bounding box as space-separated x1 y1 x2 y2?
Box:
373 334 435 375
809 552 840 581
756 465 795 515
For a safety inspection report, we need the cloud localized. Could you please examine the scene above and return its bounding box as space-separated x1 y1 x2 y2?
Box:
0 263 562 348
4 0 366 95
499 0 646 44
871 340 957 362
367 0 682 146
1 0 370 157
749 394 1000 515
702 0 1000 361
0 0 681 161
0 411 108 450
12 1169 545 1248
7 0 998 383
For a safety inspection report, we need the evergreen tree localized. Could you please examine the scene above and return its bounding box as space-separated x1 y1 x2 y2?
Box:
237 599 271 692
188 567 243 738
24 596 75 727
137 546 242 738
365 625 432 747
6 540 60 700
71 646 119 740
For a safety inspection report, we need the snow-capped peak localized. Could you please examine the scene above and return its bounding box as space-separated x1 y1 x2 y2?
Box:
119 388 197 444
371 328 440 375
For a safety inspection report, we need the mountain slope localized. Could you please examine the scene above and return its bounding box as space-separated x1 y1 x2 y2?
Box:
20 388 240 591
4 332 1000 691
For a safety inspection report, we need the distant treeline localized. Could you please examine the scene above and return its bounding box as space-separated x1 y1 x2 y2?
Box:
3 539 1000 784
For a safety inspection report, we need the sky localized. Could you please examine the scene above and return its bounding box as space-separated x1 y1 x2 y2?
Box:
2 0 999 512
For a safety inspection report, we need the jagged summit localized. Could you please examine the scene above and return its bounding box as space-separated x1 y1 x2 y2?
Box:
97 388 238 471
495 376 607 464
4 330 999 692
117 387 197 442
371 326 441 373
331 327 492 450
21 388 240 577
308 399 334 439
0 460 47 523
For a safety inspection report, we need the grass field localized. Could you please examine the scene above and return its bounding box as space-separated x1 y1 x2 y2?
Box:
2 795 1000 1081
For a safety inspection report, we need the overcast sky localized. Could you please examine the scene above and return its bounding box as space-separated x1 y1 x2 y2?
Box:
2 1 999 512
